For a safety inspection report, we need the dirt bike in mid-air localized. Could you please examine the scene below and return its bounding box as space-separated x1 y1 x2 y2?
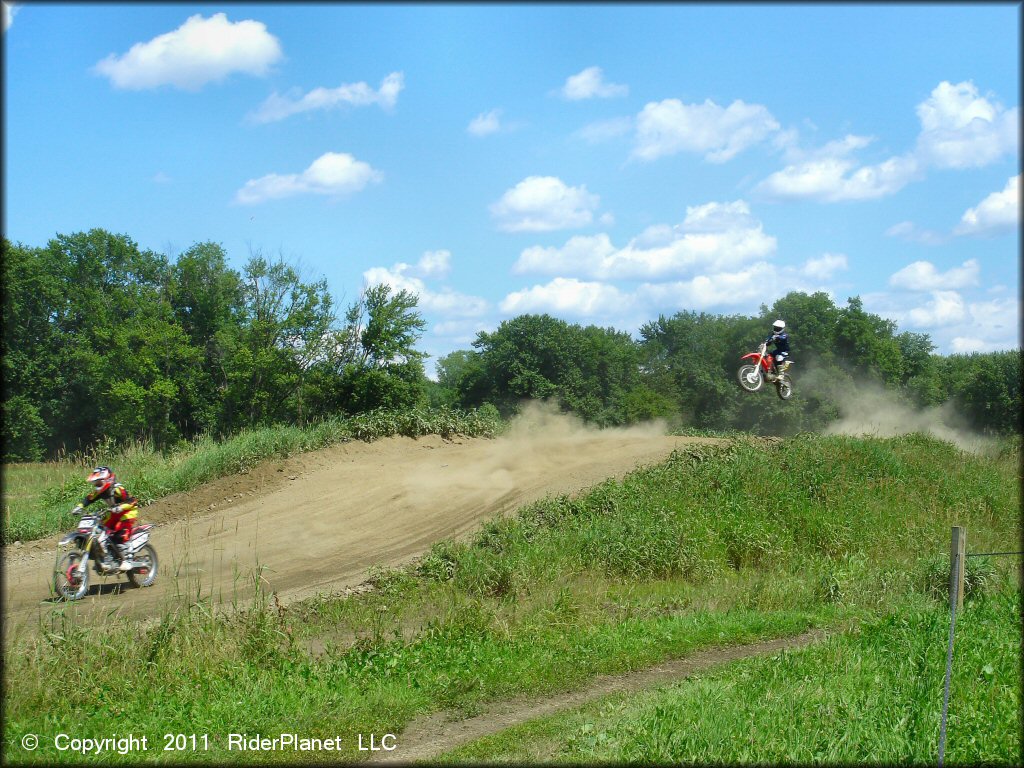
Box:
738 340 794 401
52 508 158 601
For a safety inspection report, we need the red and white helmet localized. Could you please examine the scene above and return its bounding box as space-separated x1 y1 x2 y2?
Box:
87 466 115 494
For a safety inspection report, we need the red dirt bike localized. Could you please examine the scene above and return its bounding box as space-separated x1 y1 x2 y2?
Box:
737 340 793 400
52 508 159 601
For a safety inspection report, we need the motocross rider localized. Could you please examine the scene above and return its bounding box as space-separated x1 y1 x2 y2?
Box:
71 466 139 571
765 319 791 378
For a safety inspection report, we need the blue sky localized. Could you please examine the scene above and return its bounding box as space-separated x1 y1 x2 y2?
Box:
4 3 1020 373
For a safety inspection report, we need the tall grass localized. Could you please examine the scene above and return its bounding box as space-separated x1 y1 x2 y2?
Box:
2 406 502 543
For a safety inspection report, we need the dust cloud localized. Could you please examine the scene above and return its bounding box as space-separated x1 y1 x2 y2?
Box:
822 381 993 453
399 400 670 502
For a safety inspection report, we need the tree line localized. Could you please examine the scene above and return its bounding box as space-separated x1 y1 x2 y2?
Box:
3 229 1019 461
3 230 428 460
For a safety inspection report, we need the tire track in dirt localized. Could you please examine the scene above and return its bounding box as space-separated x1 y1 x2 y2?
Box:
371 629 828 765
3 409 726 635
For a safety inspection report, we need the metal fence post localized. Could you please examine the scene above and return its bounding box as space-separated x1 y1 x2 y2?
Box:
950 526 965 611
938 526 965 767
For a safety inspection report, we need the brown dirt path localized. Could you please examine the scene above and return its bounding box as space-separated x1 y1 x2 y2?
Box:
371 629 828 764
3 412 725 634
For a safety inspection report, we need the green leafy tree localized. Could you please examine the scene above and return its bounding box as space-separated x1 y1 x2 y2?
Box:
219 252 338 430
460 314 666 425
307 283 429 415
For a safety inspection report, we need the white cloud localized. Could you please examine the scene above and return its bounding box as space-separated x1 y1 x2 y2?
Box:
884 221 947 246
364 253 487 318
501 277 627 317
513 200 776 280
576 116 634 144
889 259 980 291
865 291 1019 354
94 13 283 91
949 337 999 354
234 152 381 204
915 81 1020 169
757 80 1017 205
949 296 1020 352
637 263 777 310
416 250 451 278
561 66 628 100
962 296 1020 344
802 253 848 280
904 291 969 328
490 176 600 232
756 147 921 202
954 175 1020 236
152 172 172 184
468 109 502 137
4 2 18 32
633 98 779 163
248 72 404 123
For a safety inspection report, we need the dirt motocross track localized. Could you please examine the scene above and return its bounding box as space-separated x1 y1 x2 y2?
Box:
4 410 724 633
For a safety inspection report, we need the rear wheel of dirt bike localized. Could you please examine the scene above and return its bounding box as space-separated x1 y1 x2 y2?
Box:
127 544 158 588
737 364 764 392
776 377 793 400
54 551 89 601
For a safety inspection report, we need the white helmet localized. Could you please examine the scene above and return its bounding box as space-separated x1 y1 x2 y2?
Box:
772 320 786 333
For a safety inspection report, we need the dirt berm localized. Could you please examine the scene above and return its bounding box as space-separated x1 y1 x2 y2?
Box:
3 410 725 633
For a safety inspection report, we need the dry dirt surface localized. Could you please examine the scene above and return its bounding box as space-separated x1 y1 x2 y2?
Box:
3 409 725 633
371 629 827 764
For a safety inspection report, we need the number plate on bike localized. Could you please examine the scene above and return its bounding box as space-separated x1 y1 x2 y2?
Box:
77 516 97 532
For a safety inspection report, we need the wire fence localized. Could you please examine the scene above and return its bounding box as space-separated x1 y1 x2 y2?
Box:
937 528 1021 768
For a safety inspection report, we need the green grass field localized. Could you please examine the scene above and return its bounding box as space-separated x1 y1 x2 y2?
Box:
436 587 1021 764
3 431 1020 765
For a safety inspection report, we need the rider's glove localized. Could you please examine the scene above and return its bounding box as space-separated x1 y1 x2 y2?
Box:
72 503 84 515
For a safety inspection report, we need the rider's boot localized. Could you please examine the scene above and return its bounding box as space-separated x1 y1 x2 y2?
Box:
116 544 133 571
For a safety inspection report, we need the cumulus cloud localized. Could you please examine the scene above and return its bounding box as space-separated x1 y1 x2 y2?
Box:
954 175 1020 236
802 253 848 280
234 152 381 204
888 259 980 291
513 200 776 280
949 296 1020 352
632 98 780 163
915 81 1020 169
757 80 1017 204
866 290 1019 354
94 13 282 91
905 291 969 327
561 66 628 100
364 252 488 317
468 109 502 136
756 137 922 202
491 176 601 232
248 72 404 123
4 2 18 32
636 263 778 310
501 256 835 320
501 277 627 316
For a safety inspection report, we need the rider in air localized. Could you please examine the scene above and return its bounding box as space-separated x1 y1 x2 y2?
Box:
765 319 791 379
71 466 140 571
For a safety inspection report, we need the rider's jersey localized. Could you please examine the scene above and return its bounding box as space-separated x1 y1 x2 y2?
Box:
766 331 790 355
80 483 139 524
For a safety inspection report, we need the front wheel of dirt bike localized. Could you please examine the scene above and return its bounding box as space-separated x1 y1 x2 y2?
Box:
127 544 158 588
737 364 764 392
54 551 89 601
776 377 793 400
